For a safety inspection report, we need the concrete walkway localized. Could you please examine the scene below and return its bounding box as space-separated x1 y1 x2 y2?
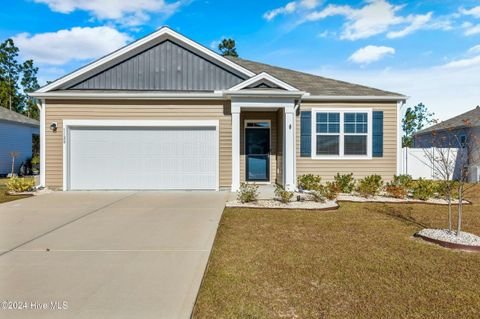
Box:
0 191 228 319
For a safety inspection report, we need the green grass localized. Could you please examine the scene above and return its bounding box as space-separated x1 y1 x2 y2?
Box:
194 186 480 319
0 178 32 204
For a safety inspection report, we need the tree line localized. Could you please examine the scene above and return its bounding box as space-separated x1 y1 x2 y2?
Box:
0 38 40 120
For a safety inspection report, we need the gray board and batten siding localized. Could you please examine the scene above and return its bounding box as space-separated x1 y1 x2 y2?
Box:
67 40 246 91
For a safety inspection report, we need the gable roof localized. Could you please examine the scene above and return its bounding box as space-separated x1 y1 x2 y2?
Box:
415 106 480 135
226 57 404 97
31 26 406 100
35 27 255 93
228 72 300 92
0 107 39 126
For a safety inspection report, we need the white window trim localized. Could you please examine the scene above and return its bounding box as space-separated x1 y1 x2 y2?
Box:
311 108 373 160
62 119 220 191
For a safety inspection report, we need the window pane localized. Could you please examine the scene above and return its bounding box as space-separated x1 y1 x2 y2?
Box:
329 113 340 122
345 123 355 133
356 113 367 122
329 123 340 133
344 135 367 155
356 123 368 133
317 124 328 133
317 135 339 155
317 113 328 122
344 113 355 122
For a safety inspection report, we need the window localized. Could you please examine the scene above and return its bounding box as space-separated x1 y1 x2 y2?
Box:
460 135 466 148
312 109 372 159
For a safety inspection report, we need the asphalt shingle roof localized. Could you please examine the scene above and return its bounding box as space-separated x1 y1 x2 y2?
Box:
0 107 39 126
415 106 480 135
227 57 405 97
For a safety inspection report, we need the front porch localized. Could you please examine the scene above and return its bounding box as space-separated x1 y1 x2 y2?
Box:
231 97 298 192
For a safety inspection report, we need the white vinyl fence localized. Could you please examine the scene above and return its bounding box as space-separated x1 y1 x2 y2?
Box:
401 147 463 180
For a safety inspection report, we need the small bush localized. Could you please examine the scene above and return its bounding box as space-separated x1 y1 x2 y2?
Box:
333 173 355 193
385 183 408 199
393 174 413 188
297 174 322 191
274 185 294 204
357 175 383 197
325 182 339 200
411 178 436 201
237 183 259 203
6 177 35 193
309 188 326 203
435 180 459 199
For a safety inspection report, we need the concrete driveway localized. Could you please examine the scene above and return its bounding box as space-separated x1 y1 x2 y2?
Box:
0 191 228 319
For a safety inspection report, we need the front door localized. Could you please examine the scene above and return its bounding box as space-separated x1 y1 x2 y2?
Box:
245 121 270 182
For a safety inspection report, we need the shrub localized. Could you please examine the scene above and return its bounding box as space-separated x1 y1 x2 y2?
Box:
435 180 459 199
237 183 259 203
357 175 383 197
297 174 322 191
385 183 408 199
325 182 339 200
393 174 413 189
274 185 294 204
6 177 35 193
333 173 355 193
411 178 436 200
309 188 326 203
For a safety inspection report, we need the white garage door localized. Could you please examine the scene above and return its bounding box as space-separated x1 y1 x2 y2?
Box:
67 126 218 190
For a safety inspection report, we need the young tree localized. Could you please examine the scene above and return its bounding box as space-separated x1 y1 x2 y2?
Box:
20 59 40 119
218 38 238 57
402 103 435 147
0 39 22 111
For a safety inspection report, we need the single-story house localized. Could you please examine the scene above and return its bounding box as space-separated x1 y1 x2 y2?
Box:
0 107 39 175
30 27 406 191
414 106 480 182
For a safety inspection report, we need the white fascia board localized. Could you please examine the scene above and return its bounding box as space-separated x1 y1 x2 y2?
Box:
224 90 305 98
302 95 408 102
228 72 299 91
35 27 254 93
29 91 224 100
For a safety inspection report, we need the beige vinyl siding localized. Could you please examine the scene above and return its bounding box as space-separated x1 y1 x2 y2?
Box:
296 102 398 181
45 99 232 188
240 111 278 183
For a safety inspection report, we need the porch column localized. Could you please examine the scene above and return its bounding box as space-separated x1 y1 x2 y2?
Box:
37 100 46 187
231 104 241 192
284 104 296 191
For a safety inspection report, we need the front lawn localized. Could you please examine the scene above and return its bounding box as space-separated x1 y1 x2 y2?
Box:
194 185 480 319
0 178 32 204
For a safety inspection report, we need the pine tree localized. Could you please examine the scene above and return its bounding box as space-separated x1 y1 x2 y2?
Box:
0 39 22 112
20 59 40 119
218 39 239 57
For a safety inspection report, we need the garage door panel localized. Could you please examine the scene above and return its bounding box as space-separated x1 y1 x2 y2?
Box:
68 127 217 190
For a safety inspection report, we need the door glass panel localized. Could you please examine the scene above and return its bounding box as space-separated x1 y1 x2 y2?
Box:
246 128 269 155
247 155 269 181
245 127 270 181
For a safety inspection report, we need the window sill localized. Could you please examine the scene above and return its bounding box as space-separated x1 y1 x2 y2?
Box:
310 155 372 160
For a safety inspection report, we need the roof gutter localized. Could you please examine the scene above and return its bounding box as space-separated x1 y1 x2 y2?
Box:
29 91 225 100
302 95 408 102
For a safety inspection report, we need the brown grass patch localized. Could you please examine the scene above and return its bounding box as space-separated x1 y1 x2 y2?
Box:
194 185 480 318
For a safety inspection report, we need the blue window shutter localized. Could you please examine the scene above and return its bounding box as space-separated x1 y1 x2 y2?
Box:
300 111 311 157
372 111 384 157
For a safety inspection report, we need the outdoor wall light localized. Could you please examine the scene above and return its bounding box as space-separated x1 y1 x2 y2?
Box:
50 122 58 132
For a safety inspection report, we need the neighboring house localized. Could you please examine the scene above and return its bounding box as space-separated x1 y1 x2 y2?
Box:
30 27 406 191
0 107 39 175
413 106 480 181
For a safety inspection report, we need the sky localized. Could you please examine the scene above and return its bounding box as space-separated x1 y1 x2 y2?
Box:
1 0 479 121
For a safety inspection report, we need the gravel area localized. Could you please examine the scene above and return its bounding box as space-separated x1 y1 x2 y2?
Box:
226 199 338 210
417 228 480 246
337 194 469 205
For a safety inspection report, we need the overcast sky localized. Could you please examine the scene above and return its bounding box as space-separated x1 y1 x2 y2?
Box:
1 0 479 120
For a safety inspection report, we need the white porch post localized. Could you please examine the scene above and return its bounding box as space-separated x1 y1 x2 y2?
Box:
37 100 46 187
284 104 296 191
231 103 241 192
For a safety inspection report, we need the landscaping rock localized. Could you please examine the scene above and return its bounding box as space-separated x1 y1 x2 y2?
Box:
417 228 480 247
226 199 338 210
